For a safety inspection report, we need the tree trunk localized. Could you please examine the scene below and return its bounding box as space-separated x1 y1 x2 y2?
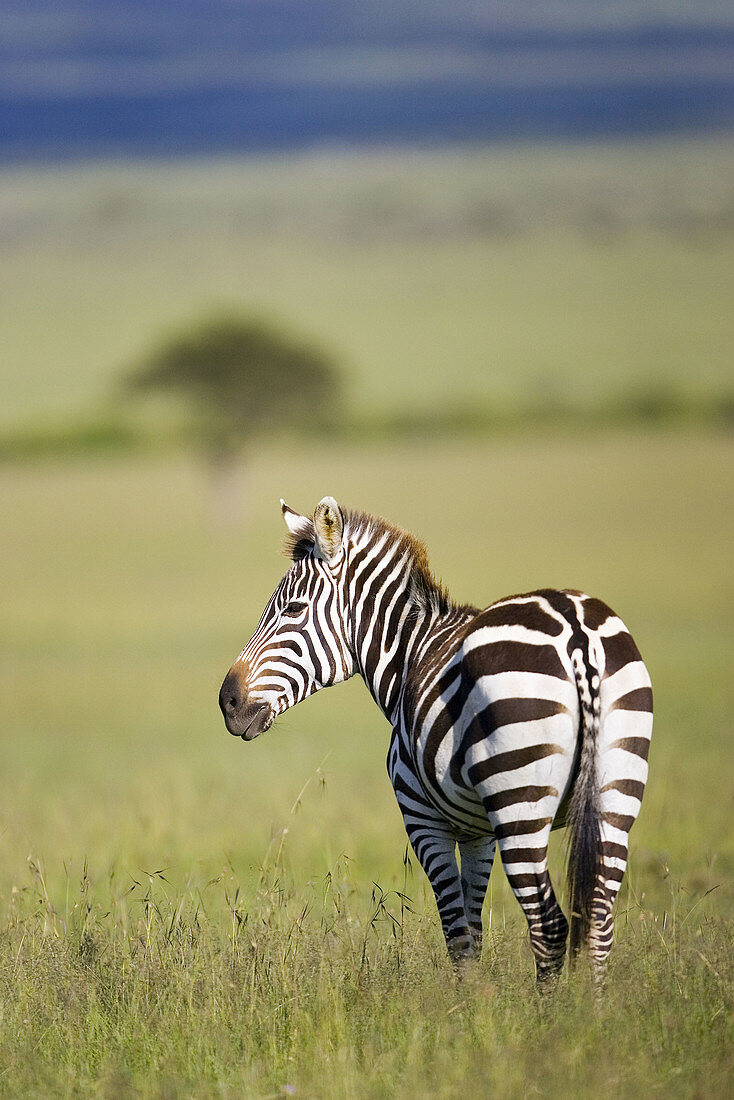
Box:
208 451 248 528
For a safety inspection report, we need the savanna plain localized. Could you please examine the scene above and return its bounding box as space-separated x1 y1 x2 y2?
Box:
1 141 733 1098
2 434 732 1098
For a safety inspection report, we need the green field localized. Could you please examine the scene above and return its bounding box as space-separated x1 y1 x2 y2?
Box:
1 137 733 1096
1 430 732 1097
2 139 734 433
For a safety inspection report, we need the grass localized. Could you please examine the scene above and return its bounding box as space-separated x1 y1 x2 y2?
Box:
1 849 731 1098
0 429 732 1096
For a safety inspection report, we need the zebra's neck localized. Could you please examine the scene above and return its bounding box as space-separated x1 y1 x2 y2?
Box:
342 528 476 725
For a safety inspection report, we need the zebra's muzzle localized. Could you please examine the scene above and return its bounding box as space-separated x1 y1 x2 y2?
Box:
240 702 274 740
223 699 274 740
219 671 274 739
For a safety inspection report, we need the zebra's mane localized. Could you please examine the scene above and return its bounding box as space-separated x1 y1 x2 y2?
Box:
283 507 455 615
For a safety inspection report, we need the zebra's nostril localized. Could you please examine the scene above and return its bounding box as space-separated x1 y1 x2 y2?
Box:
219 672 243 719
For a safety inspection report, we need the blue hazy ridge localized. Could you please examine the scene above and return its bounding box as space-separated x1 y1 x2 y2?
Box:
2 1 733 161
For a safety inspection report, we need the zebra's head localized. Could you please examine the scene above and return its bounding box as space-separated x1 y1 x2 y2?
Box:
219 496 355 740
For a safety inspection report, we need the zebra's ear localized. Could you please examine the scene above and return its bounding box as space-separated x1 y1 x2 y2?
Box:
281 499 311 539
281 499 316 560
313 496 344 561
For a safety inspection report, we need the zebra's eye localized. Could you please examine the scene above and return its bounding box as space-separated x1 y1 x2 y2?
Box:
283 600 306 616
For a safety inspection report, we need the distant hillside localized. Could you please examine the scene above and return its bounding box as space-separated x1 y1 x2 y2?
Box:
2 139 733 434
2 0 734 160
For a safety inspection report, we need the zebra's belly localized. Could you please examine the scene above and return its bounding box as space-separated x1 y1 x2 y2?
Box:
421 772 492 837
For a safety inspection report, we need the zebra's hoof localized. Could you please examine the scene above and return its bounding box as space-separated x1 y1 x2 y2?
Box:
535 963 564 995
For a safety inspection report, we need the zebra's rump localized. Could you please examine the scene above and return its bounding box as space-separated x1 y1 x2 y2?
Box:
406 589 652 836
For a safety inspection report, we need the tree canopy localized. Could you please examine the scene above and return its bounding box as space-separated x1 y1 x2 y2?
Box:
126 316 340 460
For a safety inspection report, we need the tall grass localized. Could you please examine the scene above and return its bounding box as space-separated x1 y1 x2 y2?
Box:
1 816 731 1099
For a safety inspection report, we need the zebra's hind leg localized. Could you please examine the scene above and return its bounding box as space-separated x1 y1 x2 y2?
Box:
585 821 631 989
497 829 569 990
458 835 496 957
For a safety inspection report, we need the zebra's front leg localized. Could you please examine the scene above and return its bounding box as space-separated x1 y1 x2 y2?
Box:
458 835 496 956
405 822 474 965
388 737 473 965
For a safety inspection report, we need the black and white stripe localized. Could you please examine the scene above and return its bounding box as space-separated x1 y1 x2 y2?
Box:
220 497 652 985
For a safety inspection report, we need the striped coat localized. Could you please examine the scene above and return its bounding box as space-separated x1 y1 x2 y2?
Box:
220 497 652 985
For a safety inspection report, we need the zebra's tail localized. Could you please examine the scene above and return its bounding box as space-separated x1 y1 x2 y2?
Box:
566 644 602 957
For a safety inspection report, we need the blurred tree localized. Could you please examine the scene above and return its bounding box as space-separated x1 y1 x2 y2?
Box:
125 315 340 520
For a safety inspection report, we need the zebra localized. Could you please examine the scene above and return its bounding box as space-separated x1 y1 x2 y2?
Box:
219 497 652 986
